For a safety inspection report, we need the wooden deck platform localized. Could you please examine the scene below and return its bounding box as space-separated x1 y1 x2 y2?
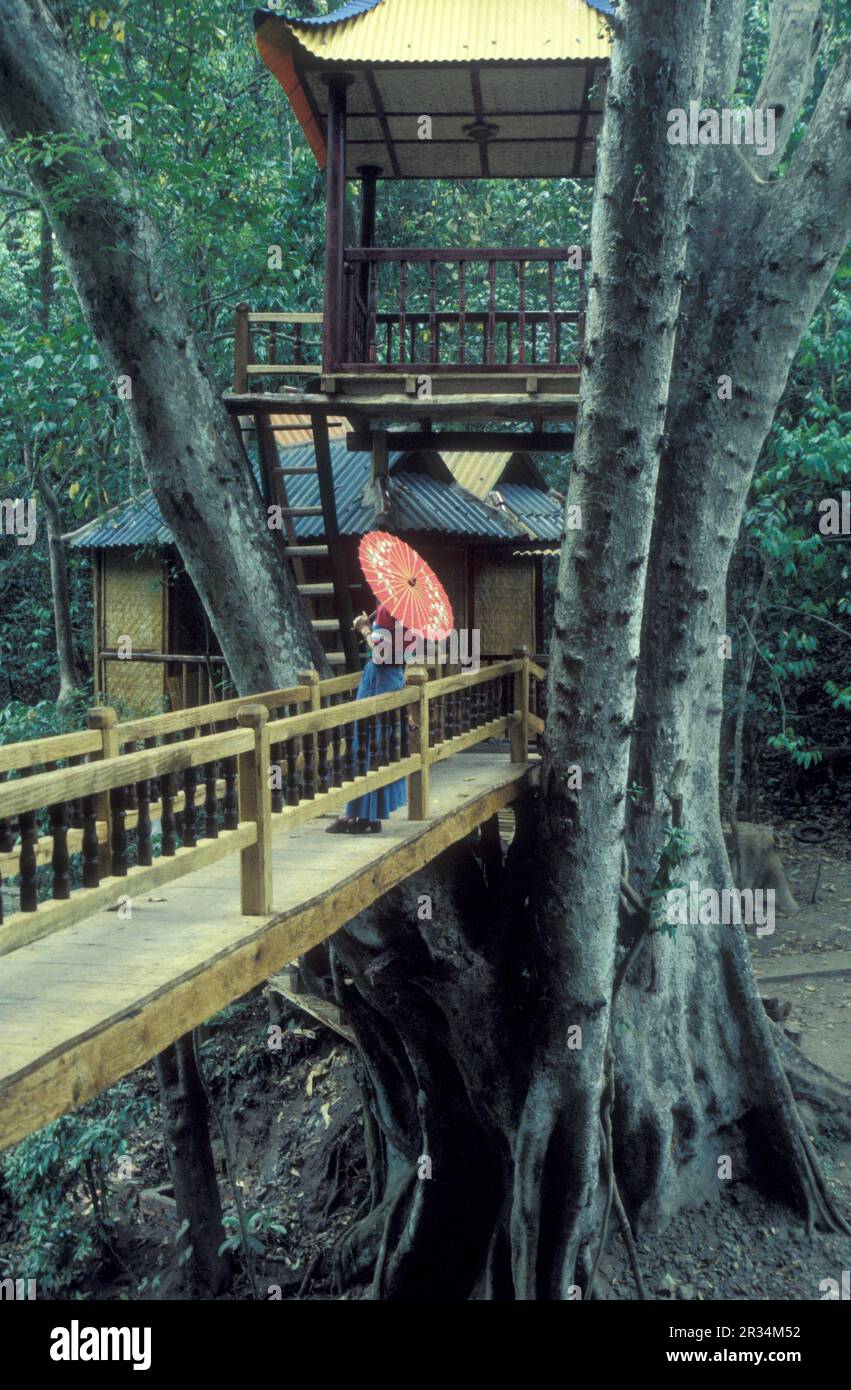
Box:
224 388 580 425
0 753 538 1152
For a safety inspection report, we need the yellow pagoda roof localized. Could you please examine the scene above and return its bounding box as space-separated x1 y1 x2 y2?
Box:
255 0 611 178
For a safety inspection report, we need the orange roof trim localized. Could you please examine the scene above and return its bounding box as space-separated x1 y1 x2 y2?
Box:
255 17 327 168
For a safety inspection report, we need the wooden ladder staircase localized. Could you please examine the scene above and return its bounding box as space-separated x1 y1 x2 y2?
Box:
240 409 359 672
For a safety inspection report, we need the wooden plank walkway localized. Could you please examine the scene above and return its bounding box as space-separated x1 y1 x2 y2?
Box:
0 753 538 1152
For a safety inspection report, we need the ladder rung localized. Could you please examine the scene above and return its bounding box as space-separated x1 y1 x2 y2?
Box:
285 545 329 557
298 583 334 596
311 619 341 631
282 506 323 517
276 466 318 475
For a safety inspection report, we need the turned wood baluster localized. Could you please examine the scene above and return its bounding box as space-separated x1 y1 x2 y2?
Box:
110 785 128 876
400 705 410 760
486 260 497 365
428 260 438 364
285 736 299 807
49 799 70 900
331 700 343 787
124 742 138 811
367 259 378 364
368 712 379 770
144 737 160 806
391 705 401 763
181 729 197 848
356 716 369 779
204 760 219 838
458 261 466 365
318 726 330 795
381 706 391 766
160 744 177 856
303 724 316 800
344 715 356 782
270 741 284 813
223 755 239 829
518 260 527 364
398 259 408 365
82 793 100 887
136 777 152 866
18 806 38 912
547 260 556 364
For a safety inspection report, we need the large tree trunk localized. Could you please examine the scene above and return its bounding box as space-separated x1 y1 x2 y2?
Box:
37 467 83 702
0 0 324 694
300 0 851 1301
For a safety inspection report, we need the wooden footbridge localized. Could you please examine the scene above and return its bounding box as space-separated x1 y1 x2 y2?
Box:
0 655 544 1152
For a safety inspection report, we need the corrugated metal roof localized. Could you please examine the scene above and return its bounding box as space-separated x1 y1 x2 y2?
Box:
64 493 173 549
277 0 611 63
283 0 382 25
67 441 532 549
493 482 563 542
286 441 524 538
444 452 513 499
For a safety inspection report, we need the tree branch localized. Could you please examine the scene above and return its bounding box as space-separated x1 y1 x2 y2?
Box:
746 0 824 174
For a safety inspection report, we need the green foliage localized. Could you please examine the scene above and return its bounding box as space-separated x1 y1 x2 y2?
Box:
0 1082 150 1293
649 825 698 937
728 261 851 775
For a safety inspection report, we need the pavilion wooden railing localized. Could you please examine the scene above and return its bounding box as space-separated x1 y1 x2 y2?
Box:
233 308 323 392
0 652 539 950
340 248 587 372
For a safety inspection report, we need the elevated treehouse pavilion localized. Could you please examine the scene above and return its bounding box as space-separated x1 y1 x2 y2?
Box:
225 0 611 668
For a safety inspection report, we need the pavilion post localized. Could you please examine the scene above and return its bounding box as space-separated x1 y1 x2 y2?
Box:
322 76 351 372
357 163 380 323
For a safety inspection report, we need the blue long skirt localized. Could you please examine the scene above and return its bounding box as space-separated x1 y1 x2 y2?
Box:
345 659 407 820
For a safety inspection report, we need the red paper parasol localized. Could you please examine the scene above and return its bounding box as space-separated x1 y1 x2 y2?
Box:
358 531 454 640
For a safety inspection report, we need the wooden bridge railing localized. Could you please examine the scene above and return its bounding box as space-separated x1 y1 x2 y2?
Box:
0 652 542 953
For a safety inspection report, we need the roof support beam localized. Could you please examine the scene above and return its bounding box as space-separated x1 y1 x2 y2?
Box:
347 430 574 453
363 66 401 177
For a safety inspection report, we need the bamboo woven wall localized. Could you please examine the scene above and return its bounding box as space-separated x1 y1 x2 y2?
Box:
475 555 535 655
102 551 165 713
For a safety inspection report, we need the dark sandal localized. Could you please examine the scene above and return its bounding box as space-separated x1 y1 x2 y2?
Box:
325 818 355 834
348 818 382 834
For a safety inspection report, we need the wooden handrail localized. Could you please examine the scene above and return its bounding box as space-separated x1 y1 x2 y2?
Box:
0 729 102 773
344 247 587 263
0 659 536 948
0 728 252 823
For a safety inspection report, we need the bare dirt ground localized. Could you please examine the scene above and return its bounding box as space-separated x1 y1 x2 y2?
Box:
595 823 851 1302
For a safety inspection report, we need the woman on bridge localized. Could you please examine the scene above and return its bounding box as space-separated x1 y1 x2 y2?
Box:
325 604 414 834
